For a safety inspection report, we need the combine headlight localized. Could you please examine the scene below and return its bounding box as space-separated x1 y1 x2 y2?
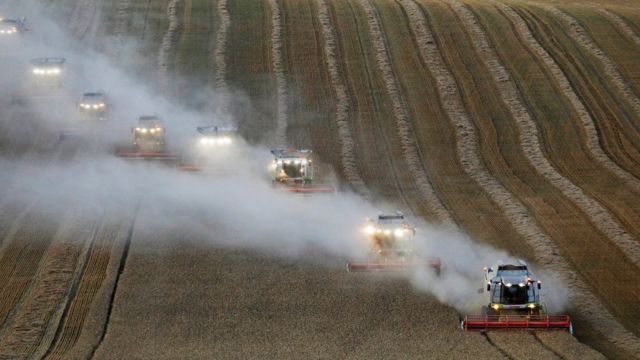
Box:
504 282 512 288
518 283 525 287
139 128 148 133
394 229 404 237
527 303 537 309
491 304 501 310
383 229 391 235
364 226 375 235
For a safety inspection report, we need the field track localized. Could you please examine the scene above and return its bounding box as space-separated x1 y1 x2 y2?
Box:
0 0 638 358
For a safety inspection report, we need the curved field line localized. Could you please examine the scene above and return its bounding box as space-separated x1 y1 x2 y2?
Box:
88 205 139 360
341 0 419 214
43 215 126 360
396 5 574 356
113 0 131 42
496 2 640 266
401 0 558 262
0 218 92 358
268 0 288 147
447 0 640 354
598 9 640 47
157 0 181 91
354 0 453 226
214 0 231 122
545 6 640 132
463 1 640 270
314 0 368 195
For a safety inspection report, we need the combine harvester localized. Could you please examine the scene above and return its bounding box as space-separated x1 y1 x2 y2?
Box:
60 92 110 140
347 213 441 273
77 92 109 121
0 17 27 36
179 125 238 172
11 57 67 106
269 149 335 194
461 260 572 334
115 115 179 161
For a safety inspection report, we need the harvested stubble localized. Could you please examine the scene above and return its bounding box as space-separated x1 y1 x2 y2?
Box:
281 0 346 188
42 212 131 360
0 214 95 359
314 0 369 194
455 1 640 357
92 214 506 360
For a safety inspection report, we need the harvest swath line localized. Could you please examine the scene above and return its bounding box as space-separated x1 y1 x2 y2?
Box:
449 0 640 355
0 140 82 343
548 6 640 131
315 0 368 194
400 0 548 266
111 0 132 56
341 0 420 215
269 0 289 147
355 0 453 226
88 203 140 360
0 215 98 358
501 4 640 185
517 7 640 179
42 213 105 359
506 6 640 266
158 0 181 91
599 9 640 48
214 0 231 120
400 2 578 355
44 209 131 360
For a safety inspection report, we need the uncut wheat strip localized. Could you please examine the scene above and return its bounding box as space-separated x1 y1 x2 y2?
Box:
544 6 640 134
495 3 640 268
314 0 369 195
157 0 181 91
268 0 289 147
214 0 231 121
448 0 640 354
599 9 640 47
497 3 640 194
354 0 453 225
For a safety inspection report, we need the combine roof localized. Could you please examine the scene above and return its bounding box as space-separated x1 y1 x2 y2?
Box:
30 57 66 66
271 149 312 159
197 125 237 135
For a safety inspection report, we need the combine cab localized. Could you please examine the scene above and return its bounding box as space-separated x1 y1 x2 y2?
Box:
269 149 335 193
178 125 238 172
60 92 110 140
347 213 441 273
10 57 66 105
115 116 178 161
78 92 109 121
461 261 572 334
30 57 65 88
0 18 27 36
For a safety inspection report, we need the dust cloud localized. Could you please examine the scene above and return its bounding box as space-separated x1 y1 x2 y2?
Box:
0 0 568 314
